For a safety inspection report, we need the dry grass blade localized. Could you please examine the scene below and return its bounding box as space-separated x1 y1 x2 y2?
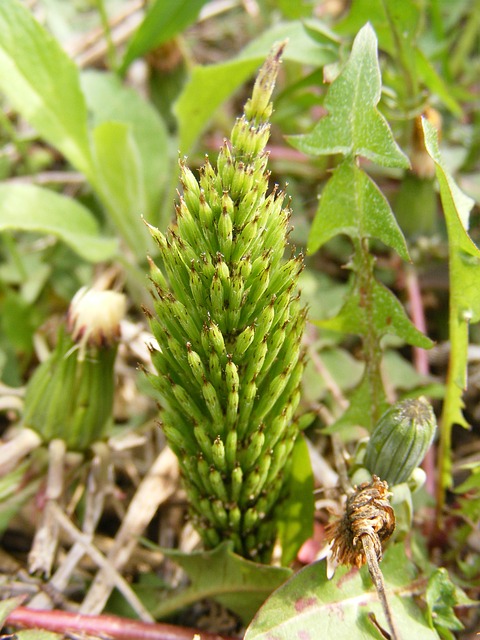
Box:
80 446 179 615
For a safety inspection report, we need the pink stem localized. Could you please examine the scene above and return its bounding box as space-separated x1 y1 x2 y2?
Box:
404 266 436 496
6 607 238 640
404 267 429 376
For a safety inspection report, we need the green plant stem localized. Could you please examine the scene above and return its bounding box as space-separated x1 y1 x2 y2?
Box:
430 0 451 82
354 238 385 427
382 0 419 101
94 0 118 72
449 0 480 77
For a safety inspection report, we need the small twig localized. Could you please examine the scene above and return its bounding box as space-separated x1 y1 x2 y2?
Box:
94 0 118 70
0 427 41 475
49 501 154 623
29 439 66 576
361 535 400 640
29 442 111 610
306 326 349 412
6 606 237 640
6 171 85 186
331 435 353 496
80 447 179 615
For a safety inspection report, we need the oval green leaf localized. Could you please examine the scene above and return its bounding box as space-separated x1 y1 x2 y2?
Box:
245 543 440 639
0 184 117 262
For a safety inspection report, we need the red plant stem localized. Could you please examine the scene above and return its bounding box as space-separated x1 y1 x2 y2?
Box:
404 265 436 497
6 607 239 640
404 266 429 376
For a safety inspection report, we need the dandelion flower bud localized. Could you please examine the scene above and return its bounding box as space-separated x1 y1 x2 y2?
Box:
365 397 437 486
23 287 125 451
67 287 126 354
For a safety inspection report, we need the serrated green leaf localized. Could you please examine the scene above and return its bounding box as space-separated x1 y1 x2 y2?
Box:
153 541 291 623
454 464 480 494
422 118 480 491
0 0 93 178
120 0 209 73
423 120 480 324
288 23 409 168
245 543 439 640
0 184 117 262
92 121 151 257
81 71 169 223
316 274 433 349
334 0 421 60
308 161 409 260
425 568 473 634
277 434 314 566
175 21 337 153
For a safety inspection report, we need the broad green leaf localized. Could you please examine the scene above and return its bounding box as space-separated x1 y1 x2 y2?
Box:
308 161 410 260
422 118 480 491
316 273 433 349
0 184 117 262
288 24 409 168
277 434 314 566
92 122 151 258
245 543 440 640
175 21 338 153
0 0 93 178
337 2 461 116
120 0 209 73
153 541 291 623
81 71 169 223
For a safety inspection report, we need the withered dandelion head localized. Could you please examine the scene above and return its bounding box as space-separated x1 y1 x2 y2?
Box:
325 475 395 569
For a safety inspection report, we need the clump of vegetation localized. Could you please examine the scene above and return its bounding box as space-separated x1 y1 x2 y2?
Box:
0 1 478 639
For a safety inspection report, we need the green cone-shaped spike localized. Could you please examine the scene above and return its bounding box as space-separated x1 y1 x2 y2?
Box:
147 43 306 561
